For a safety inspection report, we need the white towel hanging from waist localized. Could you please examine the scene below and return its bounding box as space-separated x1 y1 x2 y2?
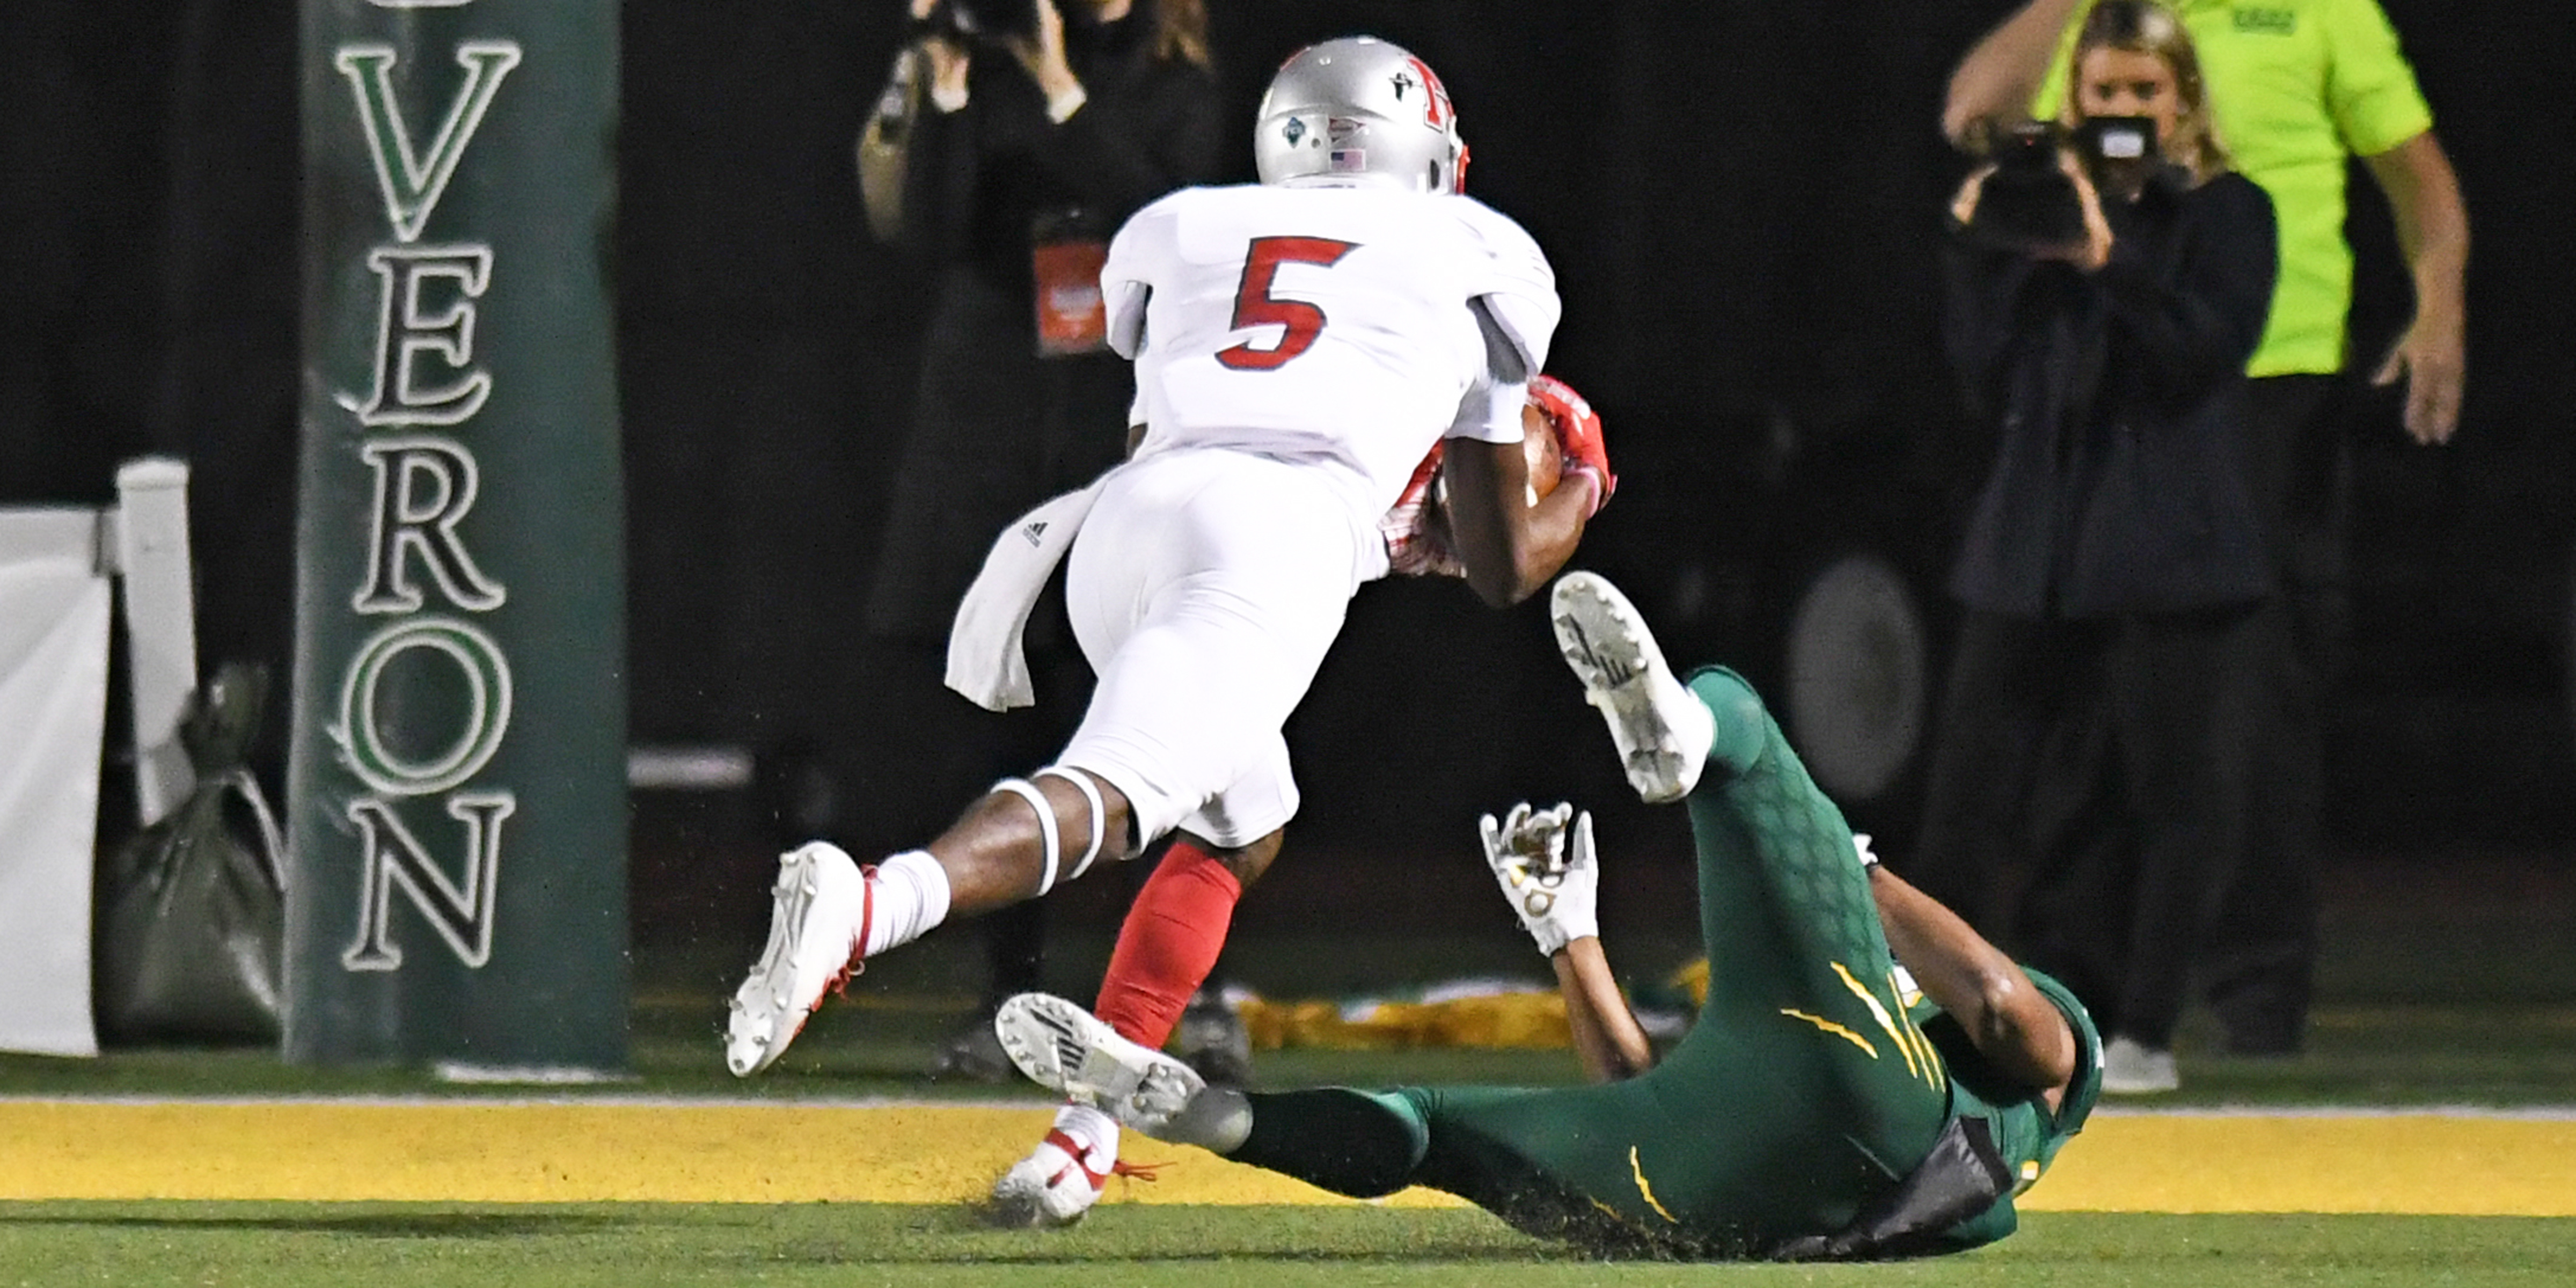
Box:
944 477 1107 711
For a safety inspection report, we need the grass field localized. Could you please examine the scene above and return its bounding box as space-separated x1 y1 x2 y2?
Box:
4 859 2570 1284
5 1094 2574 1285
6 1205 2574 1287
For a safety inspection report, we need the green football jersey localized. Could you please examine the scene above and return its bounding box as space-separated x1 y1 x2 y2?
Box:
1224 666 2104 1261
1915 967 2107 1248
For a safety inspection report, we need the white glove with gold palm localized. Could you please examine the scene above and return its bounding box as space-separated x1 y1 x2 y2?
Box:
1479 801 1598 956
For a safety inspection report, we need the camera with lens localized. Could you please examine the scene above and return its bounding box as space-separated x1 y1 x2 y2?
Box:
925 0 1041 43
1964 120 2082 252
1964 116 2160 254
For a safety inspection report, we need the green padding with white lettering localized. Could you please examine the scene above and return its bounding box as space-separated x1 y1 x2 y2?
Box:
287 0 627 1070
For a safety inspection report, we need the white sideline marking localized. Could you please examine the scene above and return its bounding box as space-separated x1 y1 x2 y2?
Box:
432 1062 634 1086
626 744 753 791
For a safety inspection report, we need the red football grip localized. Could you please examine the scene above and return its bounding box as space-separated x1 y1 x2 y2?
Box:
1527 374 1612 513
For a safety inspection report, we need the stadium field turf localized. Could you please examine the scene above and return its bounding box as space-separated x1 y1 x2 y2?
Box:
3 1204 2571 1287
5 868 2565 1283
4 1100 2574 1285
7 1101 2576 1212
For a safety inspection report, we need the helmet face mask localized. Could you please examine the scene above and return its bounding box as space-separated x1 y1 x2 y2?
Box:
1254 37 1466 194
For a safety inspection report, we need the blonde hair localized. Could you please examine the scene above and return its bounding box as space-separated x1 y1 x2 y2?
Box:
2061 0 2231 181
1151 0 1211 68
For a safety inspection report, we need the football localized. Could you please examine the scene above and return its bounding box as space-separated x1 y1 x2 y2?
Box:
1520 401 1564 504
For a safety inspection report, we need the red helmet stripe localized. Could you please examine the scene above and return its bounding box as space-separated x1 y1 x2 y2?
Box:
1406 56 1452 128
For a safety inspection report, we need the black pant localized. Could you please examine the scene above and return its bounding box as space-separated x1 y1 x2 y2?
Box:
2200 375 2348 1053
1908 605 2267 1048
867 269 1131 643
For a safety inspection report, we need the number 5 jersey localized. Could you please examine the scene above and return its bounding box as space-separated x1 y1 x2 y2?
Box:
1102 182 1561 527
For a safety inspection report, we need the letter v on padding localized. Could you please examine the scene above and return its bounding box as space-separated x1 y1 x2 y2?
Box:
334 41 523 242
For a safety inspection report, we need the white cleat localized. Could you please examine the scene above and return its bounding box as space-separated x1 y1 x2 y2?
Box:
994 993 1205 1137
1550 571 1715 804
724 841 871 1077
985 1127 1117 1228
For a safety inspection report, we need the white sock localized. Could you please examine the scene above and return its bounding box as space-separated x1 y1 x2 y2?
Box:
1049 1102 1119 1166
861 850 952 956
1663 675 1718 766
1163 1087 1254 1154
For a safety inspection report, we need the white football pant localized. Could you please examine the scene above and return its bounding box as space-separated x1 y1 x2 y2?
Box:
1058 447 1378 849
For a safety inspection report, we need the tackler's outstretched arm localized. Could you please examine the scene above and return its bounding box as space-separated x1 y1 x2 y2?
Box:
1482 803 1656 1082
1554 934 1657 1084
1865 846 2076 1108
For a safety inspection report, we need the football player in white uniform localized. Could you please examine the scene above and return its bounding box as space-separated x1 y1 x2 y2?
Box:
725 35 1615 1223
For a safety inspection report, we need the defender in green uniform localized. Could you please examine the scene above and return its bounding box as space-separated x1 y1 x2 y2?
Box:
997 573 2103 1259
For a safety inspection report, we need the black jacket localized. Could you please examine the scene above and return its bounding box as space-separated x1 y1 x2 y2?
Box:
898 5 1224 292
1942 169 2278 619
867 4 1224 640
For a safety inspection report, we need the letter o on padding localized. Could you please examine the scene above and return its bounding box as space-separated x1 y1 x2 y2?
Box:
339 615 514 796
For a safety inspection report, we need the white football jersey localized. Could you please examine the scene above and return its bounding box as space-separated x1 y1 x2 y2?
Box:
1103 183 1560 521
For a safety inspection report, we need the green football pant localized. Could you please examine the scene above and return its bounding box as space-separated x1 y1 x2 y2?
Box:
1228 669 1951 1254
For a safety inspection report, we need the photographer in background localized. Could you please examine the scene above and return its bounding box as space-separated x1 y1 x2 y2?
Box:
1943 0 2469 1066
854 0 1227 1080
1904 1 2278 1095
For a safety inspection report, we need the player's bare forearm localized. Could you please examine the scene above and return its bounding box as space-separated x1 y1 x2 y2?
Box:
1553 936 1655 1082
2367 133 2470 319
2363 131 2470 443
1868 865 2075 1100
1444 435 1590 608
1942 0 2084 144
1484 478 1591 605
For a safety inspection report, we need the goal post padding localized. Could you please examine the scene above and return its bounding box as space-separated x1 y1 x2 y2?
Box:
287 0 627 1070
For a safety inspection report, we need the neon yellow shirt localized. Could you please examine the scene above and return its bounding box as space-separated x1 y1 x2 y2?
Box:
2037 1 2433 375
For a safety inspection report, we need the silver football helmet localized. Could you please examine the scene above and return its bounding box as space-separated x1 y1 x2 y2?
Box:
1254 36 1467 194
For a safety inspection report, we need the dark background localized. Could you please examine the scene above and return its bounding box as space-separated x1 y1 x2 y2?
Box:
3 1 2568 947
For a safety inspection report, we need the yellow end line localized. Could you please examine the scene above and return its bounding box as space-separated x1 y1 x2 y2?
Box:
2024 1114 2576 1216
1 1102 2571 1214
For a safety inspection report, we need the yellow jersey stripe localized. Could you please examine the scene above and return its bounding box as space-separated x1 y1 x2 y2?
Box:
1780 1008 1878 1058
1627 1145 1679 1224
1832 961 1919 1079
